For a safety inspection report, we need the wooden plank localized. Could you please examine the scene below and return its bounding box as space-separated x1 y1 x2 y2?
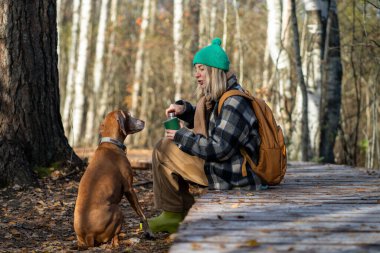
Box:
169 163 380 253
189 204 380 214
170 242 380 253
185 215 380 222
180 220 380 232
174 231 380 244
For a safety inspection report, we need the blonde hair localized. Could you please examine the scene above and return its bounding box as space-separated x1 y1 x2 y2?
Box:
196 66 227 100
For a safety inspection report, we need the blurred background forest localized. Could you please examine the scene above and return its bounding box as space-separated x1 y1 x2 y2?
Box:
57 0 380 169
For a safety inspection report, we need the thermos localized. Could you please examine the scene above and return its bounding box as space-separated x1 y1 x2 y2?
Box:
164 112 180 130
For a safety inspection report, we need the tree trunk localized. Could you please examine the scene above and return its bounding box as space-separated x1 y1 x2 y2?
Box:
62 0 80 137
99 0 119 120
199 0 208 47
319 0 342 163
291 0 309 161
85 0 110 144
209 0 217 39
57 0 69 113
138 61 152 147
173 0 183 101
301 0 322 158
265 0 293 146
128 0 150 147
0 0 82 187
130 0 150 117
149 0 157 33
222 0 228 48
190 0 200 57
233 0 244 84
261 42 272 100
365 67 378 169
72 0 92 145
137 0 157 147
57 0 62 57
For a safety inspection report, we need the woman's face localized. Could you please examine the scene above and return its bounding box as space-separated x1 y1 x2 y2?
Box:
194 64 208 89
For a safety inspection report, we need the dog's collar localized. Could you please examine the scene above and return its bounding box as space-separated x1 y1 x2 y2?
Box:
99 137 126 151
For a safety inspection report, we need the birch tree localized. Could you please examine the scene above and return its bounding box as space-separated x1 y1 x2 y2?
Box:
173 0 183 101
365 67 378 168
199 0 208 47
233 0 244 84
210 0 217 39
291 0 342 162
303 0 322 158
130 0 150 117
85 0 110 144
222 0 228 48
99 0 119 120
266 0 293 144
138 0 157 147
291 0 310 161
291 0 322 160
62 0 80 136
72 0 92 145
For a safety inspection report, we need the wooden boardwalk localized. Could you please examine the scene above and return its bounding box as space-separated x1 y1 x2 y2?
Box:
74 147 153 169
170 162 380 253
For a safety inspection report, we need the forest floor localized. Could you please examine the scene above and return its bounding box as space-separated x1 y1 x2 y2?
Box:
0 167 206 252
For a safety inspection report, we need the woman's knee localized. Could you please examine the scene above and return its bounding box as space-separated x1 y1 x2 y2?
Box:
153 138 175 160
152 138 169 171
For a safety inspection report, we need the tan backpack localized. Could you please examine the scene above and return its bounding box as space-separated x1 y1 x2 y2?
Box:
218 89 287 186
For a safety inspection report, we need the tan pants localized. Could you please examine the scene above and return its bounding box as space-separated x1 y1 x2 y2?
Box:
152 138 208 212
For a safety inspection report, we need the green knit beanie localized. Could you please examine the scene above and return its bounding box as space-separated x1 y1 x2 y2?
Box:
193 38 230 71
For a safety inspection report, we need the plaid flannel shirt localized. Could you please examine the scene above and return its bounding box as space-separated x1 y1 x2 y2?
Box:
173 77 262 190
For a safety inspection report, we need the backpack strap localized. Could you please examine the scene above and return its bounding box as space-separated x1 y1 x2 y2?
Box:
217 90 253 116
218 89 257 177
240 147 257 177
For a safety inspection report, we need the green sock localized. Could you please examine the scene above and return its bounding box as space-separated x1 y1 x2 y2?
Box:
147 211 185 233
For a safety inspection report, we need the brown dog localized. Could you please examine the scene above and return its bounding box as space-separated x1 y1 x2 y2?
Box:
74 110 153 249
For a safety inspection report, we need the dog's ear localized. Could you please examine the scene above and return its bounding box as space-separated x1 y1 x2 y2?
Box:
116 110 127 136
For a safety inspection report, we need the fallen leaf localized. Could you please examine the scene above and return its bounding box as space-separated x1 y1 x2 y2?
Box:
191 243 202 250
51 170 63 180
66 236 76 241
10 228 21 236
125 237 140 246
12 184 22 191
231 203 239 208
244 239 260 247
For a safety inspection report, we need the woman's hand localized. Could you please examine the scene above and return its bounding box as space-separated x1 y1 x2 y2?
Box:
165 129 177 140
165 104 185 117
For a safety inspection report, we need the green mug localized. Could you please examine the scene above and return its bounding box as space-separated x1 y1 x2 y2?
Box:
164 117 180 130
164 113 180 130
